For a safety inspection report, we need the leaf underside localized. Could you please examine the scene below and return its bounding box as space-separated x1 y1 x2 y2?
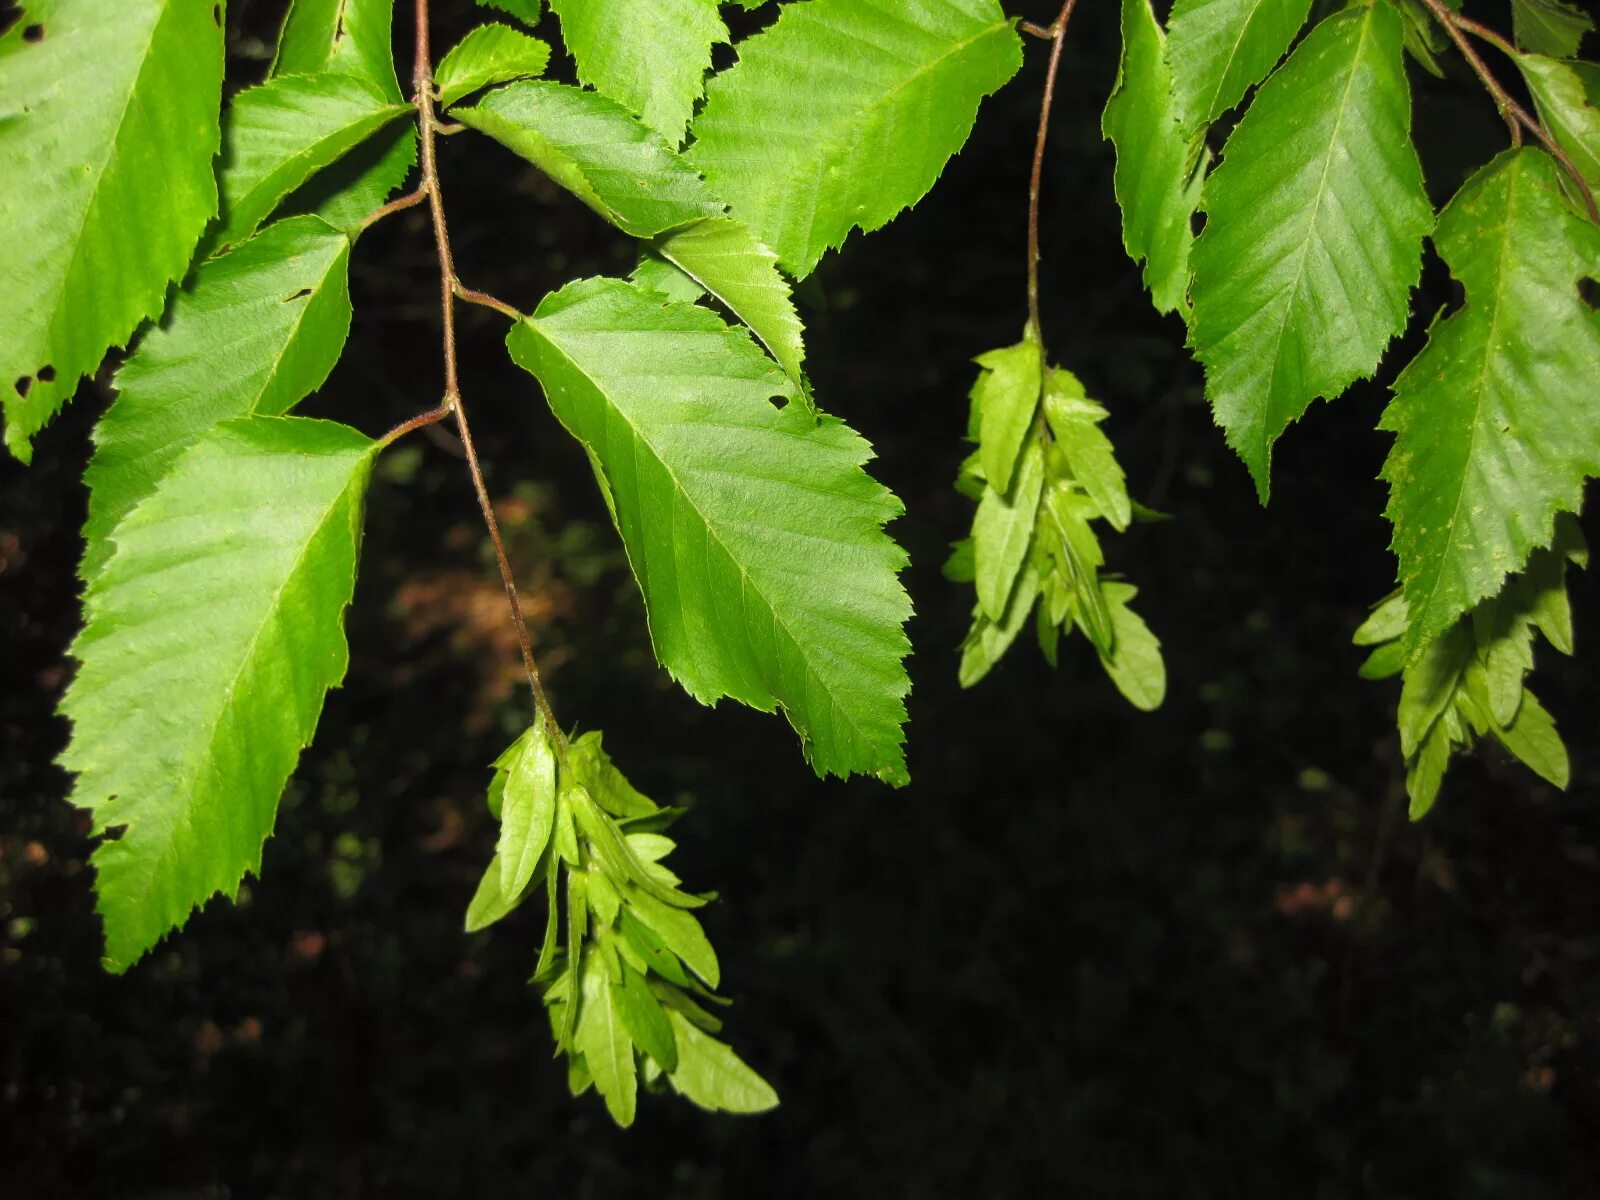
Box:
62 417 375 972
1188 2 1432 499
1380 148 1600 656
0 0 224 460
687 0 1023 278
507 278 912 784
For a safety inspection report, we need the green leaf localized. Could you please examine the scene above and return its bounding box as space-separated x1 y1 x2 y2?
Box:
651 217 810 397
465 852 526 931
614 960 679 1071
974 441 1044 622
270 0 414 232
1397 622 1472 759
972 335 1042 495
619 909 692 987
568 732 659 819
1380 148 1600 656
958 560 1041 688
1098 582 1166 711
1512 0 1593 59
533 857 561 978
627 888 719 988
549 0 728 143
1103 0 1205 315
1189 2 1431 499
1517 55 1600 196
507 278 912 785
632 252 710 304
1043 371 1131 532
1164 0 1313 131
1353 589 1408 645
479 0 543 25
1041 489 1113 655
576 953 637 1126
455 81 724 238
273 0 403 101
60 417 375 971
218 73 410 248
665 1010 778 1114
82 217 354 581
569 783 704 909
1490 689 1569 787
498 721 558 902
435 23 551 108
687 0 1023 278
1406 717 1451 820
0 0 224 461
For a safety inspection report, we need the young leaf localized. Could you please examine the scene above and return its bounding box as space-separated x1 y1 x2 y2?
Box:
1396 623 1472 759
549 0 728 144
1489 690 1569 787
273 0 404 102
973 441 1044 623
1511 0 1594 59
60 418 376 972
479 0 543 25
507 278 912 785
972 335 1042 495
1164 0 1313 132
498 722 559 903
1188 2 1431 499
1516 55 1600 195
218 73 411 248
454 81 724 238
664 1010 779 1114
613 960 679 1071
0 0 224 461
1098 583 1166 711
1103 0 1205 315
687 0 1023 278
568 732 658 820
82 217 354 580
465 852 526 932
650 218 810 398
435 24 551 108
1379 148 1600 657
619 910 693 988
575 953 637 1126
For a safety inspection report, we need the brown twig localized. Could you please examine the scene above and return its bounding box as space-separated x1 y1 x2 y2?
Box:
359 186 427 232
412 0 564 747
1417 0 1599 223
379 402 453 447
1026 0 1079 355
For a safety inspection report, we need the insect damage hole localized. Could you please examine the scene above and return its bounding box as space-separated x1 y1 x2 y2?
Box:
14 376 31 398
283 288 312 302
22 22 43 41
36 364 55 382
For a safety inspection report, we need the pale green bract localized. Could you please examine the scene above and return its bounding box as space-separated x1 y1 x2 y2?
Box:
1379 148 1600 658
1189 2 1431 500
549 0 728 143
666 1010 780 1114
217 72 410 248
1103 0 1204 316
0 0 224 462
507 278 912 785
61 418 376 971
82 216 355 581
434 23 551 108
1164 0 1312 132
687 0 1023 278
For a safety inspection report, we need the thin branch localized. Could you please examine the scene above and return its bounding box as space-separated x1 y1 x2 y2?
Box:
379 402 453 447
1417 0 1599 223
1026 0 1079 354
358 186 427 232
455 283 524 320
413 0 565 748
1019 19 1053 39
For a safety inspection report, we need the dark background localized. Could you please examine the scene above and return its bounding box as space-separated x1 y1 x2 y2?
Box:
2 1 1596 1196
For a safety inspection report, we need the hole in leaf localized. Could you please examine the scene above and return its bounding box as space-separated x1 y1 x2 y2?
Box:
14 375 31 398
22 21 43 41
36 364 54 382
211 3 220 25
1580 277 1598 312
283 288 312 302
